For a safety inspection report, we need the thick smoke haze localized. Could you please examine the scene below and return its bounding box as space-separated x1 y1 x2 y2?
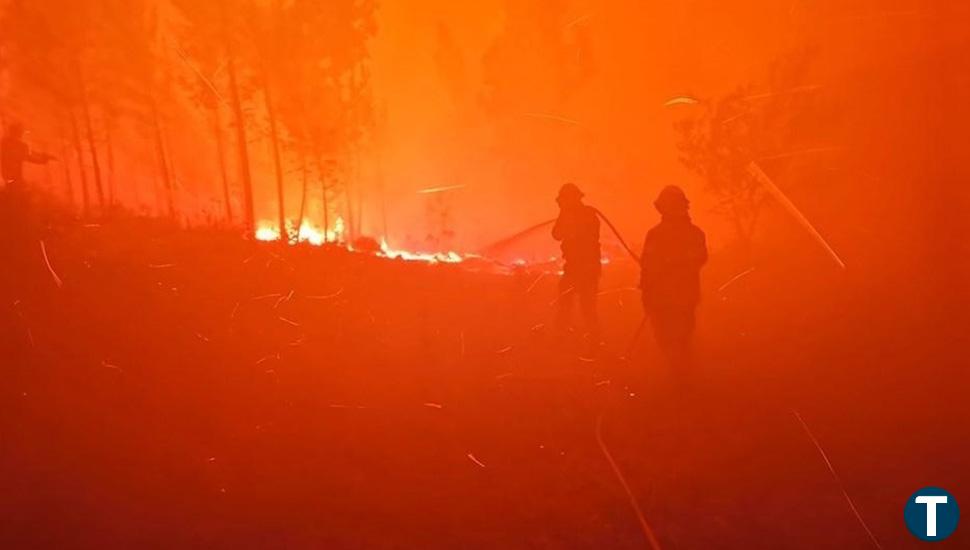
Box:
368 0 969 276
2 0 968 279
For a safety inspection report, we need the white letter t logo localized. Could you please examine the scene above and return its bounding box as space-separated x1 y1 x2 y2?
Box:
915 496 948 537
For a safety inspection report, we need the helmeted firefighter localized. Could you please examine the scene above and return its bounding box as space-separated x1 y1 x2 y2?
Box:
552 183 601 345
640 185 707 368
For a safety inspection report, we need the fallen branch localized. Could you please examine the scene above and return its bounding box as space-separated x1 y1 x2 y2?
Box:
748 162 846 269
717 267 756 294
525 272 547 294
792 410 881 549
305 288 345 300
39 240 63 288
596 411 663 550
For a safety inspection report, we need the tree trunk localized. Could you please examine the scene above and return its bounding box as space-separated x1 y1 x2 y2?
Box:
76 66 105 212
81 100 105 212
356 195 363 239
297 150 308 233
212 106 233 223
354 148 364 237
150 98 176 218
58 131 75 212
68 109 90 217
150 166 162 216
377 155 388 238
316 155 330 243
266 0 286 240
226 55 255 234
104 117 115 206
164 132 179 219
344 185 355 243
262 77 286 240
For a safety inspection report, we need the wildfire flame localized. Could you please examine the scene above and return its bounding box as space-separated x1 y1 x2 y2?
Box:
255 217 345 245
378 238 464 264
254 217 466 265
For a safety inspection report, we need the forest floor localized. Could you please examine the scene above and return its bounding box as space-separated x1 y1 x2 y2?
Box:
1 215 966 549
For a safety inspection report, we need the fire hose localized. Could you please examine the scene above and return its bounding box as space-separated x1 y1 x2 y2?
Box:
480 208 647 354
479 209 640 263
485 209 658 545
592 208 640 263
590 209 649 358
590 209 661 549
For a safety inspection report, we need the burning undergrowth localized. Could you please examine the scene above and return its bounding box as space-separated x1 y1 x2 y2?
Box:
251 216 630 278
252 217 567 274
255 217 466 263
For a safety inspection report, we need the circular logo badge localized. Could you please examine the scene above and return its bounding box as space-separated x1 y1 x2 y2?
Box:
904 487 959 541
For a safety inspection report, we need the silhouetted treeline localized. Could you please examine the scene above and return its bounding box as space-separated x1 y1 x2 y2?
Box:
0 0 376 235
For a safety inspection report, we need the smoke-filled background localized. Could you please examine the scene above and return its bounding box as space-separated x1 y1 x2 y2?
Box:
4 0 968 264
372 0 970 278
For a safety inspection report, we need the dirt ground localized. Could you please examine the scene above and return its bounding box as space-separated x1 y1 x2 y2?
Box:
1 217 966 549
